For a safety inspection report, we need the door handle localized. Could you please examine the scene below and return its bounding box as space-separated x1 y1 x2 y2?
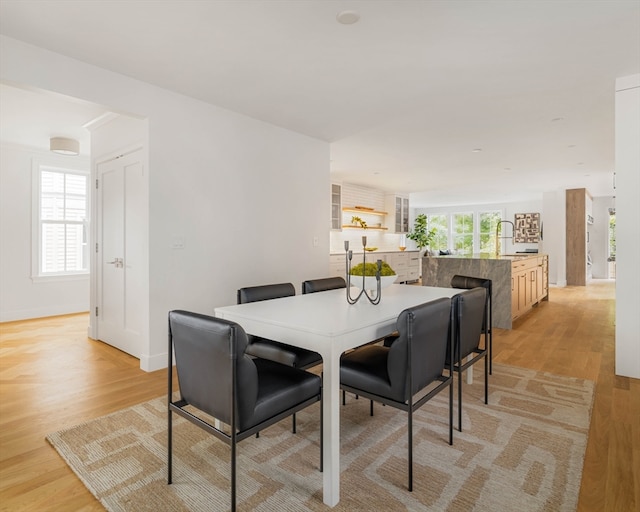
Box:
106 258 124 268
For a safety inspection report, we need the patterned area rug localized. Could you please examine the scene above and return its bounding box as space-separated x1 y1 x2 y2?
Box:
46 364 593 511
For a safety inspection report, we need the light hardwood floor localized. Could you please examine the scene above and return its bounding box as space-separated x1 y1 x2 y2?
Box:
0 280 637 511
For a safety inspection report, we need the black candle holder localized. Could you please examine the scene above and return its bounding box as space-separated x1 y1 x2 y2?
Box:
345 236 382 305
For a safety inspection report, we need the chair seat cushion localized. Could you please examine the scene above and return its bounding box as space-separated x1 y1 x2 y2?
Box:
246 337 322 369
247 359 321 430
341 345 399 401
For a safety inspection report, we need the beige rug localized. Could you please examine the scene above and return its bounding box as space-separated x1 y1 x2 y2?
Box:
47 364 593 511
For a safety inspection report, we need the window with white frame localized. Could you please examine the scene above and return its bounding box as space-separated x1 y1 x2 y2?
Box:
452 212 474 254
36 165 89 276
426 214 449 252
479 210 502 254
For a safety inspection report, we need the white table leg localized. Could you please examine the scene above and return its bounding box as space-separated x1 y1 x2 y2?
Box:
322 349 340 507
466 355 474 384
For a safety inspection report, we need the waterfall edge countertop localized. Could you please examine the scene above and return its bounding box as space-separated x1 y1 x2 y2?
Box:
422 253 549 329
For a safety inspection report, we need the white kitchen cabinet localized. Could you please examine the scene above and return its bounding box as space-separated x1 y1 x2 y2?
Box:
332 250 420 283
331 183 342 230
385 194 409 233
329 254 345 278
384 252 408 283
406 251 420 282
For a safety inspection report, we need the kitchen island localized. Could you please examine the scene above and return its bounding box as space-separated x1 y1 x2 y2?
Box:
422 253 548 329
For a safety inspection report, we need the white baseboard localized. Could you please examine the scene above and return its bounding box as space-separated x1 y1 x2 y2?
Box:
140 352 168 373
0 305 89 323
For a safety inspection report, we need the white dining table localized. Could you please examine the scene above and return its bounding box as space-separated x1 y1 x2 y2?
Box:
214 283 458 507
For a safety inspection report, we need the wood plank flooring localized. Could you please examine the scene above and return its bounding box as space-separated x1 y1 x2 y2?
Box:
492 280 639 512
0 280 637 511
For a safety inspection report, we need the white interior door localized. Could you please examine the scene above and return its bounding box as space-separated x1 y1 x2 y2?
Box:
96 149 145 357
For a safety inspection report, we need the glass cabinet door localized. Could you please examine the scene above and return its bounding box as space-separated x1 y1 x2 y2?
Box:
331 184 341 230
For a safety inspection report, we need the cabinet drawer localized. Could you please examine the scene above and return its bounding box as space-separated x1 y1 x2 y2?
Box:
406 268 420 281
385 252 408 270
330 254 346 278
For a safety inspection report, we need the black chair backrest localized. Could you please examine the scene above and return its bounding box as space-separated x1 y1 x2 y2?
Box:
168 310 258 430
386 297 452 401
451 275 491 294
237 282 295 304
302 277 346 294
451 287 486 361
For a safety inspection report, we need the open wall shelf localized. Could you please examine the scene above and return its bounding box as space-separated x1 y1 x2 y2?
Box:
342 207 388 216
341 225 388 231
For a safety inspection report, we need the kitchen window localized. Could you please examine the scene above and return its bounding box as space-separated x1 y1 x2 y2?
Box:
452 212 474 254
426 214 449 252
479 210 502 254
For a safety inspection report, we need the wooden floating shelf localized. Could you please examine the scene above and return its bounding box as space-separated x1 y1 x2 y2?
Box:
342 225 388 230
342 207 388 216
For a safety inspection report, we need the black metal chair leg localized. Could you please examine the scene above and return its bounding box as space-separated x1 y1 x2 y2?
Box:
320 392 323 472
489 327 493 375
449 375 453 445
408 407 413 491
167 409 172 484
488 296 493 375
231 440 236 511
485 352 489 404
370 400 374 416
292 413 296 433
458 369 463 432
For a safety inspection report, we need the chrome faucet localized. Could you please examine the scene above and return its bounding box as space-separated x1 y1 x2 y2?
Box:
495 220 515 256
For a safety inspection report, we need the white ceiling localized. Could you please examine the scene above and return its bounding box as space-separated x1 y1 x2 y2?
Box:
1 0 638 207
0 84 108 156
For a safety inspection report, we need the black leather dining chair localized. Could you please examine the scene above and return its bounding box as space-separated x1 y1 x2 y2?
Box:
237 283 322 370
340 297 453 491
451 274 493 374
302 276 346 294
237 283 322 435
167 310 322 512
447 287 488 432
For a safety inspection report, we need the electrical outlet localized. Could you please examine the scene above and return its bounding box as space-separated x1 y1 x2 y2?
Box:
172 236 185 249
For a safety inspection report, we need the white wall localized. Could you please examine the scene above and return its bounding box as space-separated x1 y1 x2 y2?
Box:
615 74 640 379
0 143 90 321
1 36 330 371
542 190 566 286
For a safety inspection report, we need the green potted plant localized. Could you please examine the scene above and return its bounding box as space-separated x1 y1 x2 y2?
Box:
351 216 367 229
407 214 436 256
349 261 397 290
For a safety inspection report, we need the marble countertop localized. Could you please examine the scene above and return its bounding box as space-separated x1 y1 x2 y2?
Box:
433 253 543 261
